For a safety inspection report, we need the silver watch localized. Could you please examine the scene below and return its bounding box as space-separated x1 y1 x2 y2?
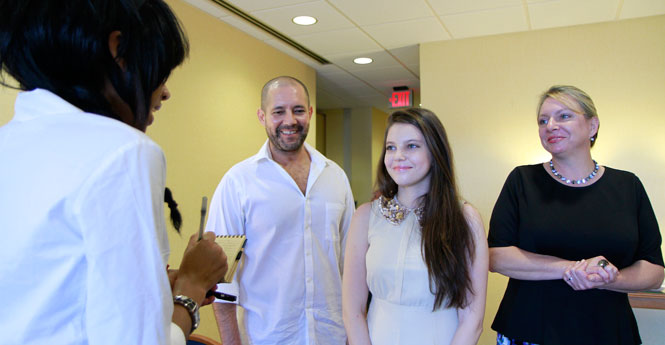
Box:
173 295 200 333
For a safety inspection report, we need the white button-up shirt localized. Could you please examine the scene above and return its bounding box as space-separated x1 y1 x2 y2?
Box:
206 140 355 345
0 89 184 345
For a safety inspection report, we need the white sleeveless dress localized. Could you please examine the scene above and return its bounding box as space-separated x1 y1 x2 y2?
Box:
366 199 458 345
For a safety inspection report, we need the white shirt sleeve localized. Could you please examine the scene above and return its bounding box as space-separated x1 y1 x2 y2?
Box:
169 323 186 345
338 172 356 273
206 172 245 302
76 140 172 345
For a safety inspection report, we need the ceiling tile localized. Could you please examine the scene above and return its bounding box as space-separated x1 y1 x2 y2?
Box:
219 15 275 41
317 75 375 103
376 77 419 88
428 0 523 15
193 0 665 113
352 65 417 85
339 82 379 97
619 0 665 19
225 0 319 12
318 71 368 90
292 28 381 56
316 64 348 76
317 76 350 94
356 93 388 101
406 64 420 77
327 50 403 72
250 1 355 36
327 0 434 26
529 0 621 30
388 45 420 66
261 39 322 68
316 87 371 109
359 93 391 101
441 5 528 39
317 74 341 87
363 17 451 49
317 77 380 107
401 65 419 79
315 88 343 109
183 0 231 18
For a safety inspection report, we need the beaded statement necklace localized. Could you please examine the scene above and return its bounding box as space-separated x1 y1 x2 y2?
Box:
378 195 423 225
549 160 599 185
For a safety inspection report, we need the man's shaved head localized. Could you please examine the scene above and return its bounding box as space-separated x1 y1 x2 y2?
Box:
261 76 310 110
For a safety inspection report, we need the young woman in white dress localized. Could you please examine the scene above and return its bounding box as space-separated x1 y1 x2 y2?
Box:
342 108 488 345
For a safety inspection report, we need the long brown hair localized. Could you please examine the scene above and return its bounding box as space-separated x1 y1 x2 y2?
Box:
376 108 475 310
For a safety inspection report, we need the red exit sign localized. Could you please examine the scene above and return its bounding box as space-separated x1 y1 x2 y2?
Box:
389 89 412 108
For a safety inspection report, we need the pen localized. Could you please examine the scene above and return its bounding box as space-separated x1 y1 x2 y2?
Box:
198 196 207 241
197 195 235 302
206 290 237 302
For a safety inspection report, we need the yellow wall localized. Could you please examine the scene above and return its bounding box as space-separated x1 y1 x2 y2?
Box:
316 112 326 153
421 15 665 344
350 107 373 204
0 86 18 125
371 107 389 189
0 0 316 341
322 108 345 169
322 106 388 205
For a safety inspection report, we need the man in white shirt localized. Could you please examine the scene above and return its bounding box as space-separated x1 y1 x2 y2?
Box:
206 76 355 345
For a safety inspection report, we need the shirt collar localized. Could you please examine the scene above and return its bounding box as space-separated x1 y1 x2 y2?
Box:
13 88 83 122
253 139 328 170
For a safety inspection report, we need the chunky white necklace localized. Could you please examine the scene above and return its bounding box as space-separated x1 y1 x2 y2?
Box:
378 195 423 225
549 160 599 185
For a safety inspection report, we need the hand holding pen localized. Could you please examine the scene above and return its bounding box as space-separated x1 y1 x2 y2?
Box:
176 231 228 305
197 196 237 302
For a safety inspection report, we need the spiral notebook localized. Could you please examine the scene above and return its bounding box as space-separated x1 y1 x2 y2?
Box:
215 235 247 283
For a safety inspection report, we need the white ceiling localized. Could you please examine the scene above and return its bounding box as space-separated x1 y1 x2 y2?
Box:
183 0 665 112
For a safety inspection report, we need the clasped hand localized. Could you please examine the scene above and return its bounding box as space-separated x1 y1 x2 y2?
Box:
563 256 619 290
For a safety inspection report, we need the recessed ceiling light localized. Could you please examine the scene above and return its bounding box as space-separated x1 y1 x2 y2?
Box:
353 57 373 65
292 16 317 26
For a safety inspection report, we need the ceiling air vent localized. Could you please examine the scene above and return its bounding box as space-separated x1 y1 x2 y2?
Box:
211 0 331 65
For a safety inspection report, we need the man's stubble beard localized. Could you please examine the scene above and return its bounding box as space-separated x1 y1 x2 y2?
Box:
267 123 310 152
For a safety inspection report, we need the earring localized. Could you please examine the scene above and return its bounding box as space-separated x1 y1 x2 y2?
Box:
590 137 595 142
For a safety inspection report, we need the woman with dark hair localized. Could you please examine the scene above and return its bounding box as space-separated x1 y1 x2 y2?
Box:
0 1 228 344
488 85 664 345
342 108 488 345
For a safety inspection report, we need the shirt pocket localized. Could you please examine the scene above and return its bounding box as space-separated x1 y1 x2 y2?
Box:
324 202 345 242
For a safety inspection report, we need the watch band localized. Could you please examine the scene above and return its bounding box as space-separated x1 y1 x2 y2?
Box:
173 295 200 333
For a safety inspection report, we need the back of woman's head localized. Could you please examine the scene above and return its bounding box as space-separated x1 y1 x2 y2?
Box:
0 0 188 130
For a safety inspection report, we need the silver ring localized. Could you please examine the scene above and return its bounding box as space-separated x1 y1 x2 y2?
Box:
567 277 572 281
597 259 609 268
